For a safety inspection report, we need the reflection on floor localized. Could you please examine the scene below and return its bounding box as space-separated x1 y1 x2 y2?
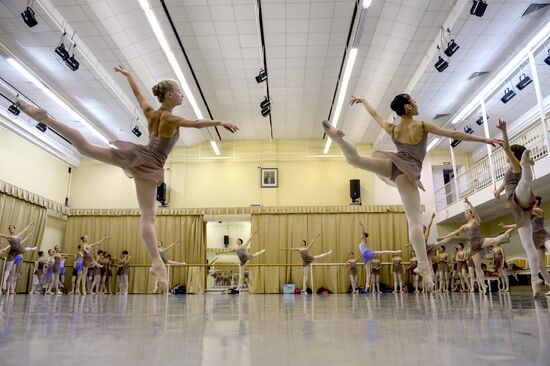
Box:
0 291 549 366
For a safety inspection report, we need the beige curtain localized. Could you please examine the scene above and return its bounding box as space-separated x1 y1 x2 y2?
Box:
63 214 205 293
249 211 408 293
0 192 47 292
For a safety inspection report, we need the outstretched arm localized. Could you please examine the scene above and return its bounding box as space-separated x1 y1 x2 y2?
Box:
350 97 393 134
496 119 521 173
494 181 506 198
90 236 110 247
307 234 321 249
114 65 155 116
162 113 238 133
0 245 9 254
242 231 258 249
164 240 179 252
498 222 517 230
281 248 300 251
532 207 544 218
19 222 34 237
20 233 33 244
425 212 436 241
424 121 503 147
464 197 481 225
438 225 466 241
0 233 9 239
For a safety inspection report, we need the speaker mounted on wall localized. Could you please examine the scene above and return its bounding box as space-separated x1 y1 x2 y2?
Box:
349 179 361 205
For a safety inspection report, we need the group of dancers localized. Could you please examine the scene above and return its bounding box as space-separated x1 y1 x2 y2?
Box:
7 64 548 296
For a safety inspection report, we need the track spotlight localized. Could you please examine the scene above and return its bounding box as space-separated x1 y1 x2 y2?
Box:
36 122 47 132
21 5 38 28
470 0 487 17
260 96 271 117
450 139 462 148
65 54 79 71
255 68 267 83
464 126 474 134
434 56 449 72
516 73 532 90
132 125 142 137
8 103 20 116
475 115 488 126
545 49 550 65
444 39 460 57
54 42 70 62
500 87 516 104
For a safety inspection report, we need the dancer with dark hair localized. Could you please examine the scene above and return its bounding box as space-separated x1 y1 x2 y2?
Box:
345 252 360 293
16 65 238 292
494 119 549 296
322 94 502 288
31 251 47 294
117 250 131 295
79 235 108 295
218 233 265 291
69 246 83 294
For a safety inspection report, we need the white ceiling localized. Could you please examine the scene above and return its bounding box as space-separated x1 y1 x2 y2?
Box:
0 0 549 157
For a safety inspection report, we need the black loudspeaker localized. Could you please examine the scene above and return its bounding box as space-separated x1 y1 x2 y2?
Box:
470 1 487 17
350 179 361 205
156 182 166 204
223 235 229 247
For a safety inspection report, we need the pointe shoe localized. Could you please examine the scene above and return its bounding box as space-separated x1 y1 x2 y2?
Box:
414 263 434 291
520 149 535 167
532 278 543 297
16 99 48 121
150 261 168 293
321 120 345 140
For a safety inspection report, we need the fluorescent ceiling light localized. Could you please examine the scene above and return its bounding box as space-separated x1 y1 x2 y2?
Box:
450 20 550 124
363 0 373 8
138 0 222 155
427 137 441 152
7 57 110 145
324 48 358 154
210 140 220 156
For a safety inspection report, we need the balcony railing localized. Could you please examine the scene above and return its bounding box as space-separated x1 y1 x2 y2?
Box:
435 119 549 211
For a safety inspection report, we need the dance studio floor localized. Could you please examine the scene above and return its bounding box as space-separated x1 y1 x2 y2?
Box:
0 291 549 366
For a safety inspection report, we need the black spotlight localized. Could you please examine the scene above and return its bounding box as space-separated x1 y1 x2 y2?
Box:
501 87 516 104
545 49 550 65
65 54 79 71
470 0 487 17
260 96 271 117
8 103 20 116
36 122 47 132
516 73 532 90
434 56 449 72
450 139 462 148
55 42 70 62
132 126 142 137
21 6 38 28
444 39 460 57
464 125 474 134
475 115 488 126
255 68 267 83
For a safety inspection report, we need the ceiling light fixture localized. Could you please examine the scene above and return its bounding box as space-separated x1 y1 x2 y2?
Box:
516 73 532 90
323 48 358 154
7 57 110 144
21 1 38 28
426 137 441 152
470 0 487 17
450 21 550 124
137 0 221 155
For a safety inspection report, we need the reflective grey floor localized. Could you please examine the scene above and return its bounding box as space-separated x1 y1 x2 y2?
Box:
0 291 549 366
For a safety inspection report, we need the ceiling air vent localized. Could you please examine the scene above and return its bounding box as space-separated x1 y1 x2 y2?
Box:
468 71 490 80
522 3 550 17
433 113 451 120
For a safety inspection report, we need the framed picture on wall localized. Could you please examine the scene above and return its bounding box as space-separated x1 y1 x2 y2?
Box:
261 168 278 188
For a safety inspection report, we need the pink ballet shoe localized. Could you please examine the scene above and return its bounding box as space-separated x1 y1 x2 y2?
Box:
150 261 168 293
16 99 48 121
321 120 345 140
